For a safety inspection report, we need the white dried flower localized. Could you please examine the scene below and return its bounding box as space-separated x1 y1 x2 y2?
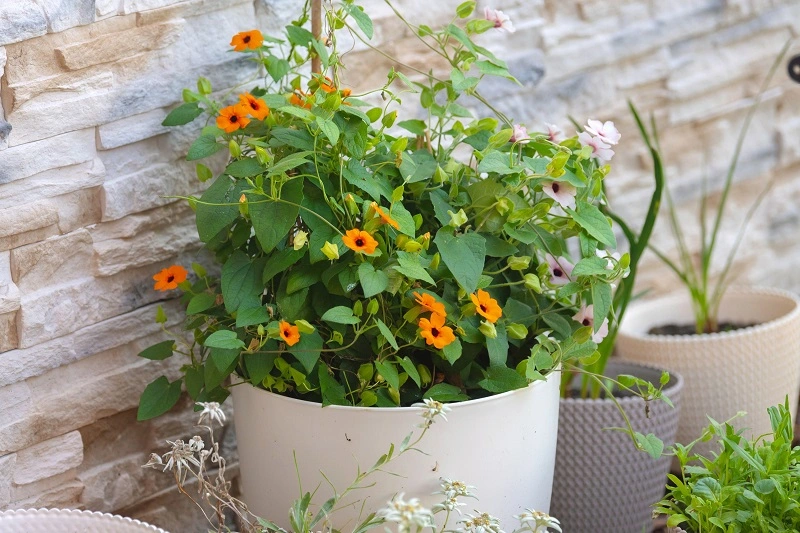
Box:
196 402 226 426
143 453 163 469
515 509 561 533
380 493 434 533
163 439 201 480
460 511 504 533
419 398 451 427
189 435 205 452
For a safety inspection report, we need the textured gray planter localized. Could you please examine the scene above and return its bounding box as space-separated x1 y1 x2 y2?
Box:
550 360 683 533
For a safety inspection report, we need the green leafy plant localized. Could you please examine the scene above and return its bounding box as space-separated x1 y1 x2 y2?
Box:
137 0 633 420
656 398 800 532
638 41 792 334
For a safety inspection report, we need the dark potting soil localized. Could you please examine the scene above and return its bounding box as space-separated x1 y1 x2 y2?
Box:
649 322 756 335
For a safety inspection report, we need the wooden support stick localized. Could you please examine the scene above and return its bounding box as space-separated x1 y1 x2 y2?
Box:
311 0 322 75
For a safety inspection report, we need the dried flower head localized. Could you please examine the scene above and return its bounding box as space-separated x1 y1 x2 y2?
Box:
197 402 227 426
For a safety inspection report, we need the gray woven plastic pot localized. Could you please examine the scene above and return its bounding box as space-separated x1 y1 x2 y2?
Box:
550 360 683 533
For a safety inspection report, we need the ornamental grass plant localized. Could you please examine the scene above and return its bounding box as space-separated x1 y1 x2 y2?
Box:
137 0 650 423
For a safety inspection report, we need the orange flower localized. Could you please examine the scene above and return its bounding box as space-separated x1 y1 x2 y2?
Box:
153 265 188 291
230 30 263 51
470 289 503 323
371 202 399 229
216 104 251 133
413 292 446 317
342 229 378 254
279 320 301 346
239 93 270 120
289 90 312 109
341 88 352 98
319 76 337 93
419 313 456 349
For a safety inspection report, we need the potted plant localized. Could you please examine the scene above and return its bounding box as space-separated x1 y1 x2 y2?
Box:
548 105 684 533
138 0 628 527
656 398 800 532
615 42 800 459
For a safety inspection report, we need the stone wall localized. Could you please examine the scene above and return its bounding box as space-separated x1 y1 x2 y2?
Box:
0 0 798 530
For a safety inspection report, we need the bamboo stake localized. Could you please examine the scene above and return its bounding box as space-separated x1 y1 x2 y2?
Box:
311 0 322 74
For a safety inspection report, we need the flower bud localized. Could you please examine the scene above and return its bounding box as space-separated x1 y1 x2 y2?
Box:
257 324 265 336
507 255 531 271
293 230 308 250
396 235 410 249
495 197 514 216
403 240 423 253
479 320 498 339
255 146 271 166
417 364 432 386
295 319 315 334
506 323 528 340
228 140 241 158
366 298 379 315
524 273 542 293
321 241 340 261
430 252 440 270
358 363 374 382
448 209 468 228
196 163 213 183
344 193 359 215
197 77 212 95
353 300 364 317
413 214 423 230
238 193 248 216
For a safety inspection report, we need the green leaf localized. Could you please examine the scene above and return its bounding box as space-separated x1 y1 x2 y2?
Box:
486 324 508 366
162 102 203 126
225 158 267 178
374 360 400 392
542 312 572 339
186 292 216 315
289 331 323 373
434 230 486 294
635 432 665 460
397 119 426 135
482 234 518 257
343 159 391 201
221 251 264 313
286 262 326 294
390 203 416 237
754 478 776 494
270 127 315 151
442 337 463 364
567 201 617 248
318 365 348 406
236 306 270 328
394 253 435 285
250 178 303 253
358 262 389 298
184 366 204 400
376 318 399 350
137 376 182 421
396 356 421 387
591 280 613 330
204 330 245 350
475 60 516 81
245 351 276 386
138 340 175 361
343 3 374 39
286 25 314 46
187 134 223 161
210 347 239 372
477 151 515 175
316 117 340 144
204 351 237 390
428 189 454 226
267 152 313 177
572 256 610 277
266 57 291 82
478 366 528 393
456 0 476 18
263 247 305 284
321 306 361 325
195 175 243 242
423 383 468 402
277 277 309 320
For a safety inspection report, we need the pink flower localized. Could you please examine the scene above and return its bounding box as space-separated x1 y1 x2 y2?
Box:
510 124 530 144
578 131 615 163
585 119 620 146
545 123 564 143
484 7 515 33
572 304 609 343
545 254 573 286
542 180 576 210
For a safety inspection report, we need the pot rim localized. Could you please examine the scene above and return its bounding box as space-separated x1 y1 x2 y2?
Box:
0 508 169 532
233 366 559 413
559 360 684 406
618 286 800 342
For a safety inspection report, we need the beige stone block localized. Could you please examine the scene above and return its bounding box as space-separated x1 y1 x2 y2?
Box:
122 0 189 14
0 158 106 211
54 187 104 234
96 0 120 19
0 201 60 252
0 129 95 184
55 21 184 71
12 480 84 509
0 453 15 507
10 230 94 292
0 312 18 353
101 163 196 221
136 0 251 25
97 108 169 150
0 299 183 388
5 70 114 113
0 382 33 451
13 431 83 485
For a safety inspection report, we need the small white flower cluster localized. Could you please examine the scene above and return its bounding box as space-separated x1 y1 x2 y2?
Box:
419 398 451 428
380 493 435 533
460 511 504 533
197 401 227 426
514 509 562 533
433 478 476 513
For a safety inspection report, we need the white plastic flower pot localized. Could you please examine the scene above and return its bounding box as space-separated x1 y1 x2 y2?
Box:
0 508 169 533
616 287 800 457
231 371 560 530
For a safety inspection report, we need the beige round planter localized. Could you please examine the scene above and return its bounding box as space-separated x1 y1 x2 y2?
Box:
0 508 169 532
616 287 800 457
